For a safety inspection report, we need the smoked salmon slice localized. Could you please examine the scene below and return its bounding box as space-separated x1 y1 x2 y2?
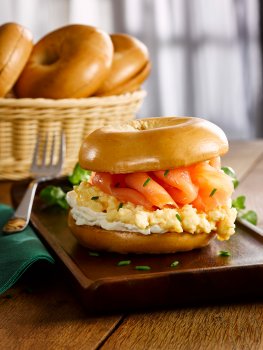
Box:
190 162 233 211
92 172 112 194
92 172 153 210
111 187 153 210
91 159 233 212
154 169 198 205
125 172 176 208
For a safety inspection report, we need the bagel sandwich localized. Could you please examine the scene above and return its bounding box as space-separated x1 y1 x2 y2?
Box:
67 117 237 254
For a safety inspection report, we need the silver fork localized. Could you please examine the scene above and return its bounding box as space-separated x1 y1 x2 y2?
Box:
3 132 65 234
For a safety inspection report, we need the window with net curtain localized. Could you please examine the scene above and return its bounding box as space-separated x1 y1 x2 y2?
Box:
1 0 262 139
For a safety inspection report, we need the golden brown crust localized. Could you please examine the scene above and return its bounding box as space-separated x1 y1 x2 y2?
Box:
95 33 150 96
97 61 151 96
68 211 216 254
0 22 33 97
15 24 113 99
79 116 229 173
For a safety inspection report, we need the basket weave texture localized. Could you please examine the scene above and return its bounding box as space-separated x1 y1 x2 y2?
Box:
0 90 146 180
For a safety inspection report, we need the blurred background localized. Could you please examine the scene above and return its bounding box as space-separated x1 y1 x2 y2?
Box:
1 0 262 139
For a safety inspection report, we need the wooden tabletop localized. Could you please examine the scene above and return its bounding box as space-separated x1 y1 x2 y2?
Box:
1 140 263 350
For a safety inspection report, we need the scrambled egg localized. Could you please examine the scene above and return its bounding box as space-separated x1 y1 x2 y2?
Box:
67 181 237 240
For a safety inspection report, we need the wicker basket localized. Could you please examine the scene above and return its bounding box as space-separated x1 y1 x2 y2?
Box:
0 90 146 180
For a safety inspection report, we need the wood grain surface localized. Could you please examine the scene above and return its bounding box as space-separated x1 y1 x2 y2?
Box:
0 140 263 350
101 304 263 350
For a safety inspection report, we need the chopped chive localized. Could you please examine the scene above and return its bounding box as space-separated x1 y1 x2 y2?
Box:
115 182 120 188
209 188 217 197
118 202 123 211
176 213 182 222
135 265 151 271
143 177 151 187
164 170 170 177
170 261 179 268
117 260 131 266
88 251 100 257
91 196 99 200
218 250 231 257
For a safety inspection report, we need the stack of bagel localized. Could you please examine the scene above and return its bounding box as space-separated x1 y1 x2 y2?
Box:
0 22 151 99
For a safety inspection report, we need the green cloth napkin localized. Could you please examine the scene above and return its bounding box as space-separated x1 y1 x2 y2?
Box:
0 203 55 294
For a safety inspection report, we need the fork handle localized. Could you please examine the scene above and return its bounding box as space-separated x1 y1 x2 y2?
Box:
3 179 39 234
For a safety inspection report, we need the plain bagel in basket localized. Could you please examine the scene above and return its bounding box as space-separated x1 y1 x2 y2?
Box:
0 22 33 97
15 24 113 99
95 33 150 96
67 116 237 254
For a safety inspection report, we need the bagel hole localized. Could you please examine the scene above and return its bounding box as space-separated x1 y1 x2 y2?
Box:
40 52 60 66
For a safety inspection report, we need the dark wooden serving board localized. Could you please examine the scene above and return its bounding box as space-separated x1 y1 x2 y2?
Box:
11 178 263 313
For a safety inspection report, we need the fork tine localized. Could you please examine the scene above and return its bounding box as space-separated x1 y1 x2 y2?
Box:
41 133 49 167
49 132 56 166
31 136 39 170
56 132 65 172
3 131 65 234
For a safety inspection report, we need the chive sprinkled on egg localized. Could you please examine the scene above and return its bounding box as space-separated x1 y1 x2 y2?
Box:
209 188 217 197
176 213 182 222
118 202 123 211
143 177 151 187
164 170 170 177
91 196 99 200
117 260 131 266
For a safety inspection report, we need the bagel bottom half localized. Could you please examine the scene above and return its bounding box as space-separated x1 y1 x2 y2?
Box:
68 211 216 254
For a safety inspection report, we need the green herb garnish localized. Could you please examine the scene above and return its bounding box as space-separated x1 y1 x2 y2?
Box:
232 195 246 210
241 210 258 225
88 251 100 257
143 178 151 187
209 188 217 197
170 261 179 268
164 170 169 177
176 213 182 222
218 250 231 257
135 266 151 271
117 260 131 266
91 196 99 200
232 196 258 226
118 203 123 211
39 185 69 209
221 166 239 188
68 162 91 185
221 167 258 227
